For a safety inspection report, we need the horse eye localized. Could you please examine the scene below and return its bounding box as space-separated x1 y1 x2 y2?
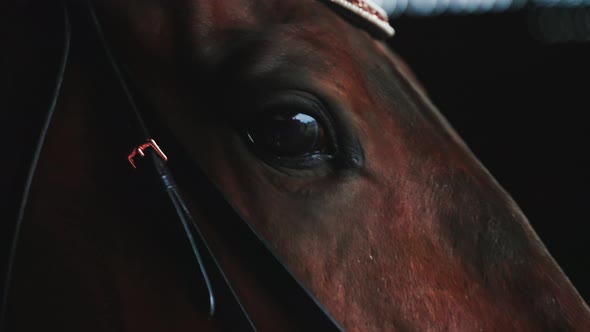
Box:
245 112 328 158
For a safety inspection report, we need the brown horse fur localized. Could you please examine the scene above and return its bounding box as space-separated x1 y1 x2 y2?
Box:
2 0 589 331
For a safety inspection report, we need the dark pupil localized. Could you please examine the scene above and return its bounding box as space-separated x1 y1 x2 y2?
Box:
246 112 325 157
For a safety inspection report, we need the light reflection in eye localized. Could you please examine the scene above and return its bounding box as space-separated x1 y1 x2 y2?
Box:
294 113 316 124
244 112 328 157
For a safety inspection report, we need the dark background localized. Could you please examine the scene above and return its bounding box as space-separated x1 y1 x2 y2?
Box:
389 9 589 302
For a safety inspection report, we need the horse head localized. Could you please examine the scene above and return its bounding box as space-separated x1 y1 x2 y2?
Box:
3 0 589 330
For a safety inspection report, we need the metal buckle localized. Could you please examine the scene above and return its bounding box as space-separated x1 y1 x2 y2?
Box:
128 138 168 168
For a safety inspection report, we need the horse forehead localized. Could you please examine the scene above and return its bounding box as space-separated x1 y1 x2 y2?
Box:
183 0 382 79
185 0 360 54
190 0 322 31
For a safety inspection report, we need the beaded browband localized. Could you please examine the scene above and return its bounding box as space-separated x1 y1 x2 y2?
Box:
323 0 395 38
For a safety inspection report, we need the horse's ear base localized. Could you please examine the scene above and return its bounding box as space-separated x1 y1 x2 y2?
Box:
319 0 395 39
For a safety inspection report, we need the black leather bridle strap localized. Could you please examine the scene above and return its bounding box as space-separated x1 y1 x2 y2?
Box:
0 1 71 328
85 0 247 323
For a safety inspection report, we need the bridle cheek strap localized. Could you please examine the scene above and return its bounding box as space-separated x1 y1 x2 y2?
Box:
86 0 220 318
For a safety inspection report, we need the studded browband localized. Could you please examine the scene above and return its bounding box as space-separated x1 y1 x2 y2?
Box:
322 0 395 38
